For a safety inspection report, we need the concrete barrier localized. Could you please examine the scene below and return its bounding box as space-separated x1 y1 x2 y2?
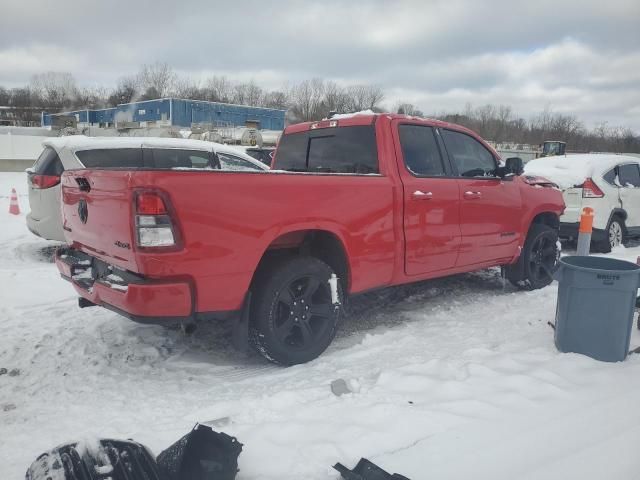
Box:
0 133 49 171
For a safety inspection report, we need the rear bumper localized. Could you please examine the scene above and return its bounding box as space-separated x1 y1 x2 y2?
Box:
26 212 66 243
559 222 607 243
55 247 194 323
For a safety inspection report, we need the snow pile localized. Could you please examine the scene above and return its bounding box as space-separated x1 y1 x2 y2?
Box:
1 171 640 479
329 109 375 120
524 154 637 189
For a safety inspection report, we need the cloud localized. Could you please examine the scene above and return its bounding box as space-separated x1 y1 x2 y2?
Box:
0 0 638 130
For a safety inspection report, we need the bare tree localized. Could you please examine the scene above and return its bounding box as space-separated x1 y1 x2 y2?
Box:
289 78 326 121
108 76 139 106
344 84 384 111
137 62 176 98
323 81 349 113
233 82 263 106
172 77 202 99
395 102 424 117
204 76 234 103
263 90 290 110
30 72 78 110
0 87 9 105
74 86 109 109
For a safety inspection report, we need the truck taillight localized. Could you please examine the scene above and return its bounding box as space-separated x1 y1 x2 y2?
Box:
134 191 179 249
582 178 604 198
137 192 167 215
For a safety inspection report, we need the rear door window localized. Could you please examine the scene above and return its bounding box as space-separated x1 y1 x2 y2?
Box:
33 147 64 175
441 129 497 177
617 163 640 187
398 125 446 176
76 148 143 168
275 126 378 174
76 148 214 169
149 149 212 169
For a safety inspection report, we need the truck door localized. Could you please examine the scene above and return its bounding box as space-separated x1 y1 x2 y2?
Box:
439 128 523 267
393 122 461 275
617 163 640 229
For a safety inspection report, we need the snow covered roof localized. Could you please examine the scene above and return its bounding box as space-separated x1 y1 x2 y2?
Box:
44 135 254 158
329 109 376 120
524 154 639 189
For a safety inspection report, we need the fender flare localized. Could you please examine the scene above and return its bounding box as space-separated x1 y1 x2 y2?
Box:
606 208 628 230
251 222 353 289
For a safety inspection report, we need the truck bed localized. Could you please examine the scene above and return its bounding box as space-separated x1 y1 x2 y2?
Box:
60 168 397 313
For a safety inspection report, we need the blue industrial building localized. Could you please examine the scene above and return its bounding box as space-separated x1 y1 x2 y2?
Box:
41 98 286 130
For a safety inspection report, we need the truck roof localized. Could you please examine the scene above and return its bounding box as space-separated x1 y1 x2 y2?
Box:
283 111 479 137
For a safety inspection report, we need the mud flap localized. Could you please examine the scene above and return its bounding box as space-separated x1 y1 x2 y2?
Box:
334 458 410 480
25 439 165 480
231 292 251 352
156 424 243 480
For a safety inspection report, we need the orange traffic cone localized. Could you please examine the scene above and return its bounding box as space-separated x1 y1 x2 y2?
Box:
9 188 20 215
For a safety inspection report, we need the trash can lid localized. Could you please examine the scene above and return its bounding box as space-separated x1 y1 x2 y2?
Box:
560 255 640 275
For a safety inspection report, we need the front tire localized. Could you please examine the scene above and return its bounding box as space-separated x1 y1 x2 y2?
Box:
505 224 559 290
249 256 343 365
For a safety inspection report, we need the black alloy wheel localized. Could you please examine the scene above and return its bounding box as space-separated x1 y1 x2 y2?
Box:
505 223 559 290
272 274 335 350
249 256 343 365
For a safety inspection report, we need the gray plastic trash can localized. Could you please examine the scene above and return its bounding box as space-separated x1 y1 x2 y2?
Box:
553 256 640 362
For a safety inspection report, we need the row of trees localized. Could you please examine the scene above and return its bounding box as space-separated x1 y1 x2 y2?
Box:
0 62 637 152
437 103 640 154
0 63 386 124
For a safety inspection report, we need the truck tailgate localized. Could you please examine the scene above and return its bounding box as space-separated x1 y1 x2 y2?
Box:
61 169 139 271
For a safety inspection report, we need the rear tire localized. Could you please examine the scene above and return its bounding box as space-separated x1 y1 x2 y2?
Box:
249 256 343 365
592 216 625 253
505 224 559 290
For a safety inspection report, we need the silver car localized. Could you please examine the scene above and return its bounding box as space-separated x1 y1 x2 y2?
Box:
27 136 268 242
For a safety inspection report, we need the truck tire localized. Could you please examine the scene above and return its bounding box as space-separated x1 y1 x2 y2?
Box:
249 256 343 365
505 224 559 290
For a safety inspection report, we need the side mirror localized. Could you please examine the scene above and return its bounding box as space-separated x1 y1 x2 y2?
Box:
506 157 524 176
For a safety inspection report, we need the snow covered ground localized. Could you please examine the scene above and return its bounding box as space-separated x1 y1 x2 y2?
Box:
1 171 639 479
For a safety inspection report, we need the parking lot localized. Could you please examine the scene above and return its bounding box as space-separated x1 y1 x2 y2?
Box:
2 172 640 479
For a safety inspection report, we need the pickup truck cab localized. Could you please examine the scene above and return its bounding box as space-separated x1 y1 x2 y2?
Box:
56 113 564 365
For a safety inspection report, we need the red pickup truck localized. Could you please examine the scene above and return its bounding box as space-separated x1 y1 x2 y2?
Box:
55 114 564 365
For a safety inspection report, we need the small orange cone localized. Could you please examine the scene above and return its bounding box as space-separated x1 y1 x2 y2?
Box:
9 188 20 215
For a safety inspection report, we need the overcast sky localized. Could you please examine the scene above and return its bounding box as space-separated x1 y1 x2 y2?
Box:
1 0 639 131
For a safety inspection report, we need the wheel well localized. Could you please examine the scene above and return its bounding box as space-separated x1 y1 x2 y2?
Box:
252 230 350 293
531 212 559 232
610 209 627 223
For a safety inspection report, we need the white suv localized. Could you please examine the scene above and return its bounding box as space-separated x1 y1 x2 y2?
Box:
524 154 640 252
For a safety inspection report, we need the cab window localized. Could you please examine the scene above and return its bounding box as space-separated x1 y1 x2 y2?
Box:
441 129 497 177
275 126 378 174
398 125 446 176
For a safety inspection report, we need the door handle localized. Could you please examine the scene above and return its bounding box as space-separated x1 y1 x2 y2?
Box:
463 191 482 200
411 190 433 200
